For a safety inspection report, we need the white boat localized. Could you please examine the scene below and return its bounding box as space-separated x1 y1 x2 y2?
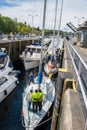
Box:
21 0 55 129
22 76 55 130
0 74 19 103
44 60 58 76
19 45 45 70
0 50 13 76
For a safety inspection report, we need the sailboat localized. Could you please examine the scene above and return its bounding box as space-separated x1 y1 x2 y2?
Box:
21 0 55 130
44 0 60 76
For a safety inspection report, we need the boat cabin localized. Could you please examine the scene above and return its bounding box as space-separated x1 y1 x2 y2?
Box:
26 45 41 54
0 52 7 69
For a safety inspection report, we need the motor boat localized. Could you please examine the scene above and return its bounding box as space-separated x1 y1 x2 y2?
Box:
0 48 13 76
19 45 46 70
22 75 55 130
0 74 19 103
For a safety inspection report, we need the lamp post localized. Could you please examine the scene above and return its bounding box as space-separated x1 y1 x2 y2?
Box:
74 16 85 26
28 14 38 34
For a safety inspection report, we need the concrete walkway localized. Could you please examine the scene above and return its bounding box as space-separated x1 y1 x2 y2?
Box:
59 89 85 130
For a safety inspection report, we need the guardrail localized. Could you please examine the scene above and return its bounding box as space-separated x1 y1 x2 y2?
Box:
66 41 87 114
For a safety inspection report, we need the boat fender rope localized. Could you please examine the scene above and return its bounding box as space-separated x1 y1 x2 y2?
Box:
49 73 53 79
36 116 52 127
4 90 7 95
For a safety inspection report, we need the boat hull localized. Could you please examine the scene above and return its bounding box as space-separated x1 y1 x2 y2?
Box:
22 76 55 130
0 76 18 103
23 60 40 70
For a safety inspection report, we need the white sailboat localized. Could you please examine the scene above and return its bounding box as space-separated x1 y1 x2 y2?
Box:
44 0 59 76
21 0 55 129
44 60 58 75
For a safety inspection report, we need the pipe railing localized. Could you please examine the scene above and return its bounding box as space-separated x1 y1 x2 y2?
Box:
66 41 87 111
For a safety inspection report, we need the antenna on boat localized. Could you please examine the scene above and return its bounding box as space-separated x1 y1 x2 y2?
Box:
38 0 47 84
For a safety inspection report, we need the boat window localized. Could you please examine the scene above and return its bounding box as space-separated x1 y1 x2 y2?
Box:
4 57 8 65
0 57 4 64
37 49 41 53
27 48 36 52
0 57 5 69
0 77 7 86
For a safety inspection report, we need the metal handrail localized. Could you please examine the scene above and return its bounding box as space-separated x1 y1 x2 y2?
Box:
66 41 87 110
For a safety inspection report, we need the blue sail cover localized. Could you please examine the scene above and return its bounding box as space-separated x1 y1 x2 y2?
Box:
32 42 41 46
38 72 42 84
0 52 7 58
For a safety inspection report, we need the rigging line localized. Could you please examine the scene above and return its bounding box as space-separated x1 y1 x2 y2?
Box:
51 12 55 31
39 0 47 73
36 116 52 127
39 0 44 29
32 0 36 15
53 0 59 40
57 0 64 39
32 0 37 28
52 0 59 50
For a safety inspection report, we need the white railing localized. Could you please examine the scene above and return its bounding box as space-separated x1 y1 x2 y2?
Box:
66 41 87 111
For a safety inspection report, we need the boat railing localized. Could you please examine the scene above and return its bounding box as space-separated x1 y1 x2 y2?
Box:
66 41 87 123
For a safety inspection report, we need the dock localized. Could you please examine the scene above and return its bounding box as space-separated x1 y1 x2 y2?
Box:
51 38 87 130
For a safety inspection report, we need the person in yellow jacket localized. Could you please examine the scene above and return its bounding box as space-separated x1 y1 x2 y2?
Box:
28 89 33 110
38 89 43 111
31 90 38 112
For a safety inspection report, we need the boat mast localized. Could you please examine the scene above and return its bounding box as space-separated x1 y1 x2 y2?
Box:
39 0 47 73
57 0 63 41
38 0 47 84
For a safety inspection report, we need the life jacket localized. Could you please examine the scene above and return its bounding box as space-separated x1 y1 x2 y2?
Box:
31 92 38 102
38 92 43 102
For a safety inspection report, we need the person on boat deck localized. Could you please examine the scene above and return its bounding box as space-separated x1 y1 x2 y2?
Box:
50 54 55 64
31 90 38 112
30 48 33 56
27 89 33 110
24 48 28 55
38 89 43 111
28 72 34 84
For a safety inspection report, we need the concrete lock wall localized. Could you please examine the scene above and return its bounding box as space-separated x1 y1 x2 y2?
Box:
59 89 85 130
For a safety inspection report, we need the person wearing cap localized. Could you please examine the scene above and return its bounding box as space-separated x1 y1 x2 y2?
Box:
31 90 38 112
26 89 33 110
28 89 33 110
24 48 28 55
28 72 34 84
38 89 43 111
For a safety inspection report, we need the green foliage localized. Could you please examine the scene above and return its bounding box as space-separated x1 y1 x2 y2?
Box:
0 15 32 34
0 15 69 36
